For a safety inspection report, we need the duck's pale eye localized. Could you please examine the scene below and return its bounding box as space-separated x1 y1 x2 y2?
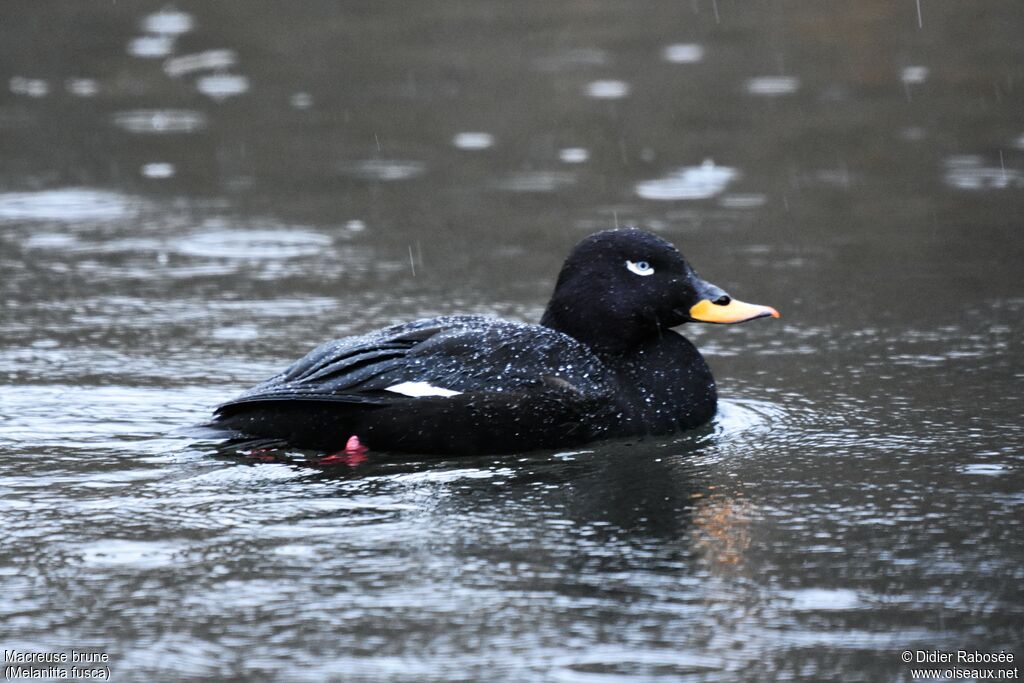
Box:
626 260 655 276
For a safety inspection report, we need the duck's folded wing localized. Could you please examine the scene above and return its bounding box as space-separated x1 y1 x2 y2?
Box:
209 316 619 453
216 331 432 409
215 315 611 414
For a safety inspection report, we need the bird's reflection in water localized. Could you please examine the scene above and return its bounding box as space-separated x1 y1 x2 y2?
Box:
560 440 709 540
692 493 754 572
208 428 758 587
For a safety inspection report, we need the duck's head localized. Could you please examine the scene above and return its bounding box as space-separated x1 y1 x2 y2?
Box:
540 228 779 352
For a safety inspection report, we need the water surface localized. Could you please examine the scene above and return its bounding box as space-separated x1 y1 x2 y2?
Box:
1 2 1022 680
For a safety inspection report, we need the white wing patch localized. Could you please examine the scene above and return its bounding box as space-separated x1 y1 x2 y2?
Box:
385 381 462 398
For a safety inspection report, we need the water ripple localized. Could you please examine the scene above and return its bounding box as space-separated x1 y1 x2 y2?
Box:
164 50 236 77
559 148 589 164
337 159 426 182
452 132 494 150
635 160 738 200
9 76 49 97
141 8 194 36
172 228 332 259
0 188 138 221
585 80 631 99
196 73 250 101
495 171 576 193
662 43 705 64
111 109 207 134
744 76 800 96
943 155 1022 190
77 539 187 569
128 35 175 59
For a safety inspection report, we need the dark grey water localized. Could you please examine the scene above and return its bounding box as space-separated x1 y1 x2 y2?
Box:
2 2 1022 681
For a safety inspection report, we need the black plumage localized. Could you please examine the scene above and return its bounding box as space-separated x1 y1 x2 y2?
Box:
208 228 778 455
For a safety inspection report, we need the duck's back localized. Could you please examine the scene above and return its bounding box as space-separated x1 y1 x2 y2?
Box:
232 315 613 398
213 315 620 454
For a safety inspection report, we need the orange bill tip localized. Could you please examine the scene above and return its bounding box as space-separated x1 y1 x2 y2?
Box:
689 298 780 324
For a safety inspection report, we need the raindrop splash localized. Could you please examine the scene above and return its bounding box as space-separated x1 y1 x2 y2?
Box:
0 189 138 222
900 66 929 84
141 162 176 179
585 80 631 99
164 50 237 78
943 155 1023 191
111 109 207 135
196 73 250 101
337 160 426 182
662 43 705 64
142 8 195 36
635 160 738 201
65 78 99 97
290 92 314 109
451 132 495 150
559 148 589 164
9 76 49 98
173 228 333 259
128 35 176 58
494 171 576 193
744 76 800 96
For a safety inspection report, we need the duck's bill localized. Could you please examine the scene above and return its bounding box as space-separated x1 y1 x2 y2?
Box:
689 298 780 324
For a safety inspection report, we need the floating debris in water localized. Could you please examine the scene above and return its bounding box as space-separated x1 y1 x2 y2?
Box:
9 76 49 98
451 132 494 150
345 219 367 233
65 78 99 97
744 76 800 96
662 43 704 64
164 49 237 77
142 8 195 35
337 159 426 182
635 160 738 201
196 73 250 101
111 109 207 134
559 148 589 164
141 162 176 179
585 80 631 99
128 34 176 58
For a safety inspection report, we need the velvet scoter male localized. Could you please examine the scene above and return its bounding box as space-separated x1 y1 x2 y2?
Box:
208 228 779 455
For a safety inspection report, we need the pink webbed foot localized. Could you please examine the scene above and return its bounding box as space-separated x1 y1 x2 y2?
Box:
318 435 370 467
